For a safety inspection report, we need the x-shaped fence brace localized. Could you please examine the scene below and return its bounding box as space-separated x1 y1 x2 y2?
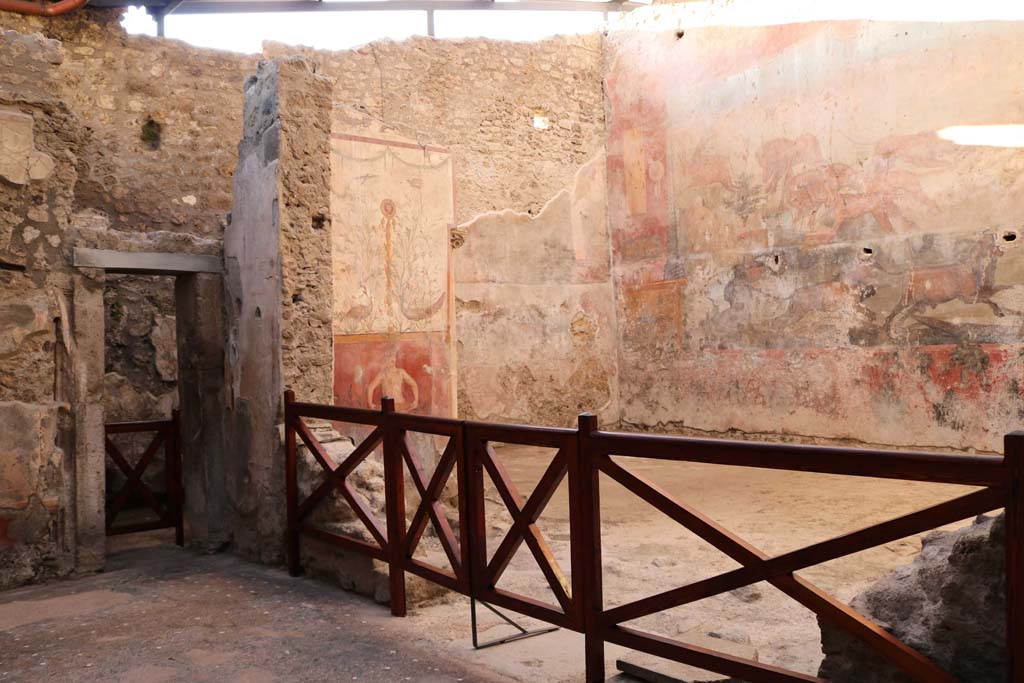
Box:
103 415 183 545
478 442 573 616
400 436 463 582
290 404 470 592
293 419 388 557
106 430 167 524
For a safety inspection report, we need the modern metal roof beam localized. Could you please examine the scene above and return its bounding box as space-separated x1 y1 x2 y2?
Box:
93 0 643 12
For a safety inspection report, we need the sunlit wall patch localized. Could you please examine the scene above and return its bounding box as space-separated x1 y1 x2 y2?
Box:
937 125 1024 148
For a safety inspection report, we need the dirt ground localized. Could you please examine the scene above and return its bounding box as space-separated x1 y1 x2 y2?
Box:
0 444 980 683
0 536 513 683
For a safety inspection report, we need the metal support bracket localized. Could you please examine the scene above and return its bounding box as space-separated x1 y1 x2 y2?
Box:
616 659 686 683
470 597 559 649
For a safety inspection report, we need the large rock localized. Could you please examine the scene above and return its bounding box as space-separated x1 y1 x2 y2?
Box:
818 513 1006 682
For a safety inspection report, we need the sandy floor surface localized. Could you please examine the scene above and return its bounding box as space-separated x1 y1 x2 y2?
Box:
399 443 980 682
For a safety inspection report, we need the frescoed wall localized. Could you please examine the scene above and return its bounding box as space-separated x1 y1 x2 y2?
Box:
330 132 456 418
604 21 1024 453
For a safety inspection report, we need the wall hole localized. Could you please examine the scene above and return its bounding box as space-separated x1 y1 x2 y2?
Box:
676 30 685 39
140 118 162 151
1003 231 1017 242
863 247 874 255
254 306 262 319
772 254 780 266
311 213 326 230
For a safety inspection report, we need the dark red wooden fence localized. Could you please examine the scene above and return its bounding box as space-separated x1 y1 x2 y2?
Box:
284 390 1023 683
104 411 184 545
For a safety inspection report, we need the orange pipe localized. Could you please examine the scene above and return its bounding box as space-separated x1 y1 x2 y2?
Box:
0 0 88 16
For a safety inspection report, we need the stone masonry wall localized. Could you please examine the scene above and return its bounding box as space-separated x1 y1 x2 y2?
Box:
277 61 334 405
0 10 251 586
0 9 258 424
265 35 605 226
0 27 90 588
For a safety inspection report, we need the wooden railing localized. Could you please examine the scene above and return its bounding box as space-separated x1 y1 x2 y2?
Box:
104 411 183 545
284 390 1023 683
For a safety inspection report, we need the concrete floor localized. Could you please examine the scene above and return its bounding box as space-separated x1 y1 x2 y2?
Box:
0 538 514 683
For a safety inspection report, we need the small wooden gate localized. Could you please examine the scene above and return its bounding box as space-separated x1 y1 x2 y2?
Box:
104 411 183 545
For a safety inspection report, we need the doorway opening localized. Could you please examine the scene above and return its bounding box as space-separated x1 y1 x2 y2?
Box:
102 274 183 552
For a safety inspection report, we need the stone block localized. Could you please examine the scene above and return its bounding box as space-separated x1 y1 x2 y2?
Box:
0 108 54 186
0 402 59 510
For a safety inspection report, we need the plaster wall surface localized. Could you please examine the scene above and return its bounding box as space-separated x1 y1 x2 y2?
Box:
604 20 1024 453
455 151 620 426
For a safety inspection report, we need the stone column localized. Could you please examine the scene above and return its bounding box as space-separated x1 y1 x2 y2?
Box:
72 269 105 573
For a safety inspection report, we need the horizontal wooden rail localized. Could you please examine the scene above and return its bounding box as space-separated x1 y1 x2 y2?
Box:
284 392 1021 683
287 400 385 426
105 419 176 434
590 430 1007 487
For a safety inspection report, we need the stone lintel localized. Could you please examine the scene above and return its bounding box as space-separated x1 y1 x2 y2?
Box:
73 248 222 275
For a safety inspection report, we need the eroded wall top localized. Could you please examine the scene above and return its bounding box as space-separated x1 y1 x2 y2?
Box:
265 33 605 224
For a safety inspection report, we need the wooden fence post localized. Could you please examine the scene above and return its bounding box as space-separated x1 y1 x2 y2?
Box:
1006 432 1024 683
455 421 473 594
578 413 605 682
382 396 407 617
170 409 184 547
284 390 302 577
465 424 488 602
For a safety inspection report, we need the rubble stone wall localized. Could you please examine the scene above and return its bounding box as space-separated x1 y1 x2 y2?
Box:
0 27 95 588
0 9 258 425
